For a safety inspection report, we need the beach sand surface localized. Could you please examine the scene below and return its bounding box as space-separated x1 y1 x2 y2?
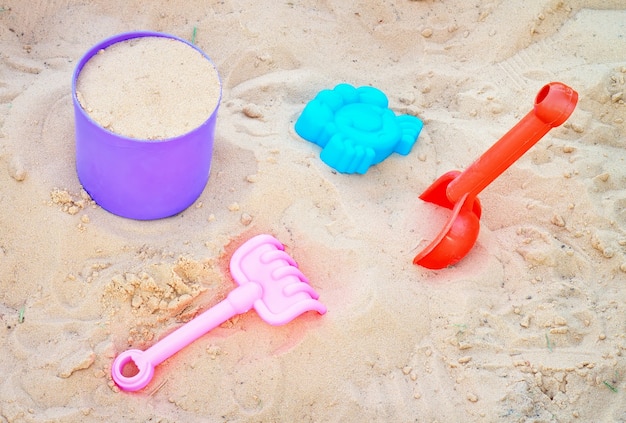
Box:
1 1 625 421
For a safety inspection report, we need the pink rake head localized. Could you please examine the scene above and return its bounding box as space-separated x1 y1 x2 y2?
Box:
229 234 327 325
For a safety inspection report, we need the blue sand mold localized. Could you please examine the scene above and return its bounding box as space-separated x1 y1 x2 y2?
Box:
295 83 424 174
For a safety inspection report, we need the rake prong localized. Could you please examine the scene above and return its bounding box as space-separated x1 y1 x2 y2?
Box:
272 265 308 283
260 249 297 266
252 297 327 326
282 282 320 299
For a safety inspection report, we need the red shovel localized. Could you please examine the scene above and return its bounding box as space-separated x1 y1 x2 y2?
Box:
414 82 578 269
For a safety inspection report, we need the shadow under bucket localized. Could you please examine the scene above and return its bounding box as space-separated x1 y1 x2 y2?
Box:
72 31 221 220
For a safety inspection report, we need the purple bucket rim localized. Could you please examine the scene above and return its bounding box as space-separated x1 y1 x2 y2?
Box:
71 30 222 144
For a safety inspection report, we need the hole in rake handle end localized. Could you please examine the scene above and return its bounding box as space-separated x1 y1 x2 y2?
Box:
111 349 155 392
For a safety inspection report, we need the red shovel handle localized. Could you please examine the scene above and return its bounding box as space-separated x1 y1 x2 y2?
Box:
446 82 578 203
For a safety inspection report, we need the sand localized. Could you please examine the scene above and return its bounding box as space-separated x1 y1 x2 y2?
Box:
76 36 221 140
1 1 625 422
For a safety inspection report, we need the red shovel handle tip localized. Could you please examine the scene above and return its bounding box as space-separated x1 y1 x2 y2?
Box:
534 82 578 127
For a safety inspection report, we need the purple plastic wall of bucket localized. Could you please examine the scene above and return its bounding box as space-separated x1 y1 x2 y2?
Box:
72 31 221 220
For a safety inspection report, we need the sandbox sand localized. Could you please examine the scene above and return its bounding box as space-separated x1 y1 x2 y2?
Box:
1 1 625 422
76 36 221 140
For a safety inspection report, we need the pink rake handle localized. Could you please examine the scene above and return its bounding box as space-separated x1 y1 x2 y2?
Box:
111 234 326 392
111 282 260 391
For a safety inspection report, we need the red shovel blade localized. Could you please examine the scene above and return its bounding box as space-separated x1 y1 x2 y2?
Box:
418 170 483 218
414 171 483 269
414 192 481 269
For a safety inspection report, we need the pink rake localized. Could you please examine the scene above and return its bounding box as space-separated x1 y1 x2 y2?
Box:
111 234 327 391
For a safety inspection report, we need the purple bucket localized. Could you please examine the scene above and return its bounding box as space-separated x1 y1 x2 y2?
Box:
72 31 221 220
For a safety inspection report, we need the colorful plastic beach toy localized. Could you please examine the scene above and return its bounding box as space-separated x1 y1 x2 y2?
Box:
414 82 578 269
72 31 221 220
295 83 423 174
111 234 326 391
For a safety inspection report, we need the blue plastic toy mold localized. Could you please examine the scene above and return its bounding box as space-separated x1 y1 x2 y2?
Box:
295 83 423 174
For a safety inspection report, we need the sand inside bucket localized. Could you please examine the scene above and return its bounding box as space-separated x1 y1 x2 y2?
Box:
75 36 220 140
